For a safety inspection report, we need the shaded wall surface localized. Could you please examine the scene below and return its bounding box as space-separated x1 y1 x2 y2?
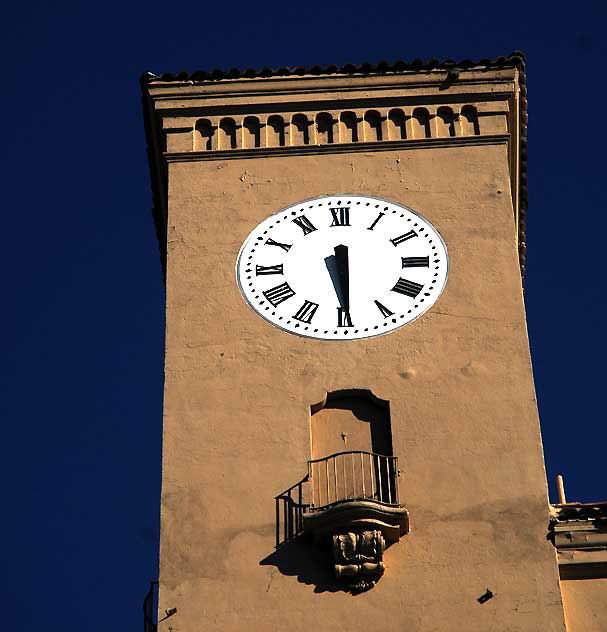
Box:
561 579 607 632
311 395 391 459
144 67 567 631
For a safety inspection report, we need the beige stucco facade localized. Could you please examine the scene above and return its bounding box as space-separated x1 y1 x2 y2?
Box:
562 580 607 631
551 503 607 631
141 58 593 630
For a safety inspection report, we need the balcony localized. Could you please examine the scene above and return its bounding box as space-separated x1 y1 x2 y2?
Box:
276 450 409 592
304 450 409 544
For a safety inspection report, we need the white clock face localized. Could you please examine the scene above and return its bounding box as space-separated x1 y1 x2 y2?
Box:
236 194 448 340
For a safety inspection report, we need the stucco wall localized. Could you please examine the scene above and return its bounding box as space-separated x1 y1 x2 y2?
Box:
156 139 566 630
561 579 607 631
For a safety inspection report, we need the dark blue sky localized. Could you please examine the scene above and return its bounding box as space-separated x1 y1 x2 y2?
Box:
2 1 605 630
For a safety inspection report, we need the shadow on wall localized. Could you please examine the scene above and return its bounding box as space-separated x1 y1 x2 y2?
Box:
263 389 396 593
259 536 342 594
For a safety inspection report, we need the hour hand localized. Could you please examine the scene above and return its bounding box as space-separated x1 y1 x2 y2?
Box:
324 249 346 309
334 244 349 312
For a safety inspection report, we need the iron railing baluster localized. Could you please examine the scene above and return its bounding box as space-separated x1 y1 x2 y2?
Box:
306 451 401 510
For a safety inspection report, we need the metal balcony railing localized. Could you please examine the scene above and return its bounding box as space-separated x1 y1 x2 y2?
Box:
274 451 401 547
308 451 399 510
275 477 310 547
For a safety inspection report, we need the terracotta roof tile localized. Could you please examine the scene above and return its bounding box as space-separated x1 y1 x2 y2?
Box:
142 51 525 84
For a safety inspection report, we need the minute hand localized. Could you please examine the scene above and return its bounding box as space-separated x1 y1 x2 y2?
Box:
334 244 350 312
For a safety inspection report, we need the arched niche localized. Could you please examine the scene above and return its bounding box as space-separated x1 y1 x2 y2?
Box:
363 110 383 142
310 389 392 460
411 107 431 139
266 115 286 147
195 118 214 151
218 117 237 149
436 106 456 138
339 111 358 143
291 113 310 146
387 109 406 140
242 116 261 148
316 112 334 145
461 105 480 135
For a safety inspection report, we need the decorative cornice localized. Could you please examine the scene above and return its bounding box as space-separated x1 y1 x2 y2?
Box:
164 134 509 163
150 76 516 103
141 53 527 281
550 502 607 580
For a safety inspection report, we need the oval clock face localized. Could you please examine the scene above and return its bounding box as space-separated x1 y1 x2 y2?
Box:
236 194 448 340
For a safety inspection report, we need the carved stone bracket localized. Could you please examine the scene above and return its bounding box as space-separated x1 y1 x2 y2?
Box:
295 450 409 592
333 530 386 593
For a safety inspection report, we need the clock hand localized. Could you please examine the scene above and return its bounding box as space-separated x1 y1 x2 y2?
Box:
334 244 350 312
324 254 344 307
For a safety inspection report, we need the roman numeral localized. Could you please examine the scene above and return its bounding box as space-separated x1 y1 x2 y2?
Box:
391 278 424 298
390 230 417 246
401 256 429 268
265 238 292 252
293 300 319 323
374 300 394 318
256 264 284 275
263 282 296 306
367 213 385 231
337 307 353 327
330 207 350 227
292 215 317 236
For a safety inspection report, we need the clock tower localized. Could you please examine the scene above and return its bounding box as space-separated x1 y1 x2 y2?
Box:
142 53 568 630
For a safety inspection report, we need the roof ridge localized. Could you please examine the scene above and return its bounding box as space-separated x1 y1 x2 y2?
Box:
142 51 525 84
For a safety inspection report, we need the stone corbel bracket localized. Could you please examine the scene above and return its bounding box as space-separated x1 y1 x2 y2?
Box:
333 530 386 593
303 500 409 592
